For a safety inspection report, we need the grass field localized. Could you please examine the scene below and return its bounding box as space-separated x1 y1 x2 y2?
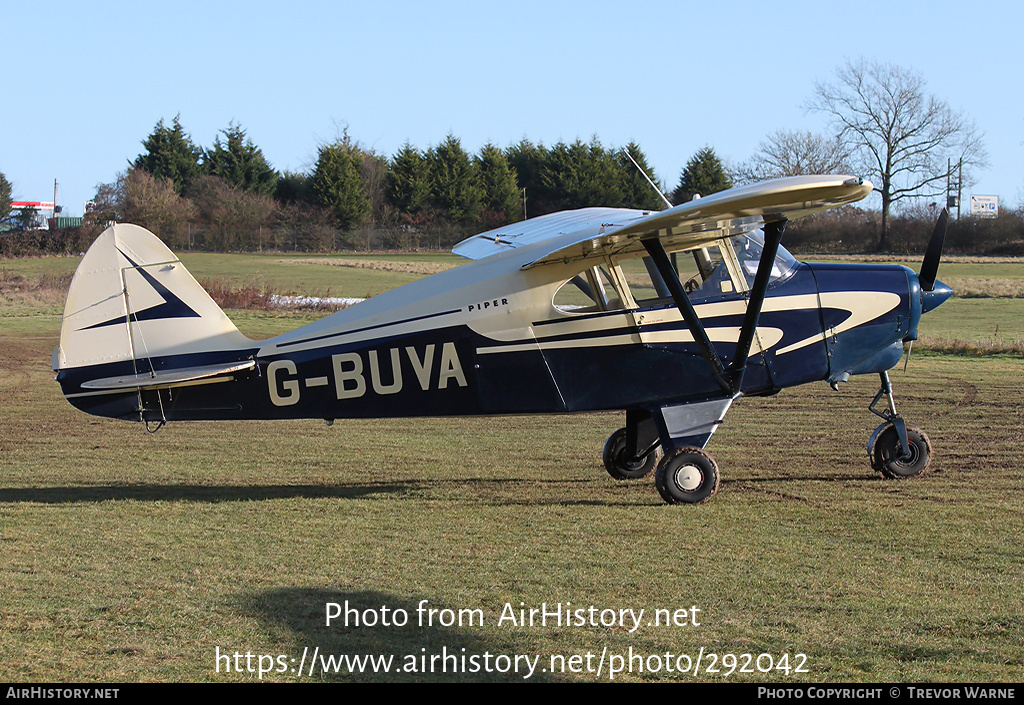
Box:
1 251 1022 682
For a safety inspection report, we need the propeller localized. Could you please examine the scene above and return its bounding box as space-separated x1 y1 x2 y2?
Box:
918 208 948 292
918 209 954 314
904 208 953 372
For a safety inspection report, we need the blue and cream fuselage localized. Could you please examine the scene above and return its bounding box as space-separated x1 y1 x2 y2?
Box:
57 235 943 426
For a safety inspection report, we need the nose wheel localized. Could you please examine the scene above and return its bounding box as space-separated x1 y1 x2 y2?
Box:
867 371 932 478
870 424 931 478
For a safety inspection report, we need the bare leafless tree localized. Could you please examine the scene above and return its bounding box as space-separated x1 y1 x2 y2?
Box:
807 58 987 250
190 175 275 250
734 129 852 184
120 167 196 247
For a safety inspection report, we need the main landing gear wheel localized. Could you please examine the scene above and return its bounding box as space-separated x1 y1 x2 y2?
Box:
655 447 719 504
871 425 932 479
603 427 659 480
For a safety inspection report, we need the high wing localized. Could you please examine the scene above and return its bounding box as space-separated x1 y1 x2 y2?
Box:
457 175 873 403
453 175 873 267
452 207 647 260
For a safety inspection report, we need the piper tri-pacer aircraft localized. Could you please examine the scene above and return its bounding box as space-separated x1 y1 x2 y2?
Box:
54 175 954 504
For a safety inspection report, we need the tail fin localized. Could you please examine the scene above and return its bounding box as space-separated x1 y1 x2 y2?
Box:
54 223 252 375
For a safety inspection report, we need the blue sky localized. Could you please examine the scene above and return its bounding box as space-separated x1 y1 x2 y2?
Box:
3 0 1021 217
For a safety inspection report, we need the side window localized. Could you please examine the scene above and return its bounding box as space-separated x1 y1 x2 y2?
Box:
549 233 796 317
623 244 740 308
552 265 626 313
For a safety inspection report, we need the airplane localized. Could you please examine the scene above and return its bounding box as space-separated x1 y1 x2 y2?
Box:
52 175 954 504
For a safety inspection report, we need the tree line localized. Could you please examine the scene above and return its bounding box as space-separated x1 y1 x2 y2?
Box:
79 117 681 252
2 58 1015 256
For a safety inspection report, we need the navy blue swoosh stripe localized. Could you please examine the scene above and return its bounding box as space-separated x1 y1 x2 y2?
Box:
274 308 463 349
78 249 201 331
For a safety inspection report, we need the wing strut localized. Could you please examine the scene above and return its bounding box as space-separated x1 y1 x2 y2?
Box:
727 218 787 392
641 238 729 392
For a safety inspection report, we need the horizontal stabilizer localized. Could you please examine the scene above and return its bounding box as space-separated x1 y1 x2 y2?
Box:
80 360 256 390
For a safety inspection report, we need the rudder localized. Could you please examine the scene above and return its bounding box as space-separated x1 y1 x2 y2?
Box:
55 223 252 371
53 224 256 418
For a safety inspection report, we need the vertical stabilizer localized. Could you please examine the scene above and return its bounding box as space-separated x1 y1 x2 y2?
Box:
55 223 252 374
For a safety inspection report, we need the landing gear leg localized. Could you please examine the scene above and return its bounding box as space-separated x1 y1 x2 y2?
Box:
867 371 932 478
651 397 733 504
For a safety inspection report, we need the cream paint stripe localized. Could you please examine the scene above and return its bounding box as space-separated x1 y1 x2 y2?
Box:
477 326 784 356
477 334 637 355
264 310 464 356
641 326 784 352
774 331 827 356
533 294 820 336
532 312 637 338
775 291 902 355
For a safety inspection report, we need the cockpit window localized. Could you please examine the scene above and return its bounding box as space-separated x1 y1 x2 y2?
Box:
627 243 736 306
553 265 625 313
731 230 799 288
549 228 800 316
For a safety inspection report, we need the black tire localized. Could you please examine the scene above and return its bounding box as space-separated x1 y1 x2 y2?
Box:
873 425 931 479
655 447 719 504
603 428 658 480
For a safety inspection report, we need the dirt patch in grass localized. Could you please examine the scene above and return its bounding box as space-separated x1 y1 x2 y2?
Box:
917 334 1024 355
0 269 72 306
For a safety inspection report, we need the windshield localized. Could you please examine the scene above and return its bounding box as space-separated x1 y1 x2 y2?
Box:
730 230 799 288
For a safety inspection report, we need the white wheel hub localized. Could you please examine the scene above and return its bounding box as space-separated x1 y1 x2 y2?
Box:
674 464 703 492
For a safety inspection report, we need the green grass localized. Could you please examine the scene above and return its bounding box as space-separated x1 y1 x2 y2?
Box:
3 299 1024 682
0 251 463 301
2 252 1023 682
4 248 1023 300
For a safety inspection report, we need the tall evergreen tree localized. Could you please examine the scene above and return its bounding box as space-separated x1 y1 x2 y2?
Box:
133 116 204 194
618 142 668 210
543 138 623 211
505 139 551 217
427 134 482 223
581 137 625 208
205 123 278 196
311 136 370 231
476 143 521 222
672 146 732 204
0 171 11 219
386 142 431 214
358 149 390 226
275 170 313 205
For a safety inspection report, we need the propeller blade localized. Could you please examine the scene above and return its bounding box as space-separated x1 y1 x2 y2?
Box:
919 208 948 292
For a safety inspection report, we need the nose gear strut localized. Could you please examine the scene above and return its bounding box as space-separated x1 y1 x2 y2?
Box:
866 371 932 478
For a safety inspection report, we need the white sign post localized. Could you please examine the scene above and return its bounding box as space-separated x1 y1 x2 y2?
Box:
970 195 999 218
